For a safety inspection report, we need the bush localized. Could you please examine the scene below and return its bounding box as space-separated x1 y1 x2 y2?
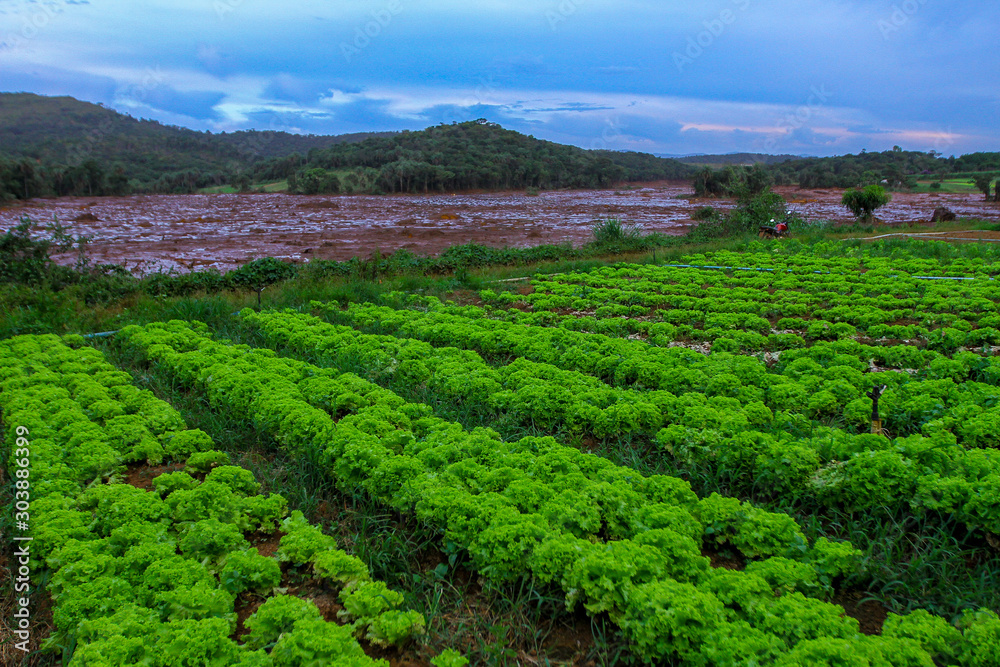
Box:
692 206 718 221
289 167 340 195
842 185 891 222
591 218 644 247
729 190 791 232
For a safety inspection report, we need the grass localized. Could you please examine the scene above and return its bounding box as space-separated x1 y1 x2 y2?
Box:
196 180 289 194
0 231 756 339
910 178 994 194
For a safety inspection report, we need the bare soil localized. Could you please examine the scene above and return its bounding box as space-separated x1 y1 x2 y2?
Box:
3 184 996 274
832 590 889 636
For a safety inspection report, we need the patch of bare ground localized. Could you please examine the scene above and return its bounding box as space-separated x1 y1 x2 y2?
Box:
832 591 888 636
124 460 185 490
702 547 747 571
0 551 55 665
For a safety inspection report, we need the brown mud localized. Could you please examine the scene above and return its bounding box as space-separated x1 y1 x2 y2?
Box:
3 184 996 274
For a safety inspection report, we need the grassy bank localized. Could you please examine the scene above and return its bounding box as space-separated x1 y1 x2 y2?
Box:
3 216 999 339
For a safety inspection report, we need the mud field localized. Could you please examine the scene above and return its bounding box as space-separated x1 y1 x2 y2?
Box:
2 183 997 274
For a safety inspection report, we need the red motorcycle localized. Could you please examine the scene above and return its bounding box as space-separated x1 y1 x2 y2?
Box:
758 217 790 240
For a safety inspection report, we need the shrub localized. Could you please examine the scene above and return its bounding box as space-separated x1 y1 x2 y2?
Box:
842 185 891 222
591 218 644 247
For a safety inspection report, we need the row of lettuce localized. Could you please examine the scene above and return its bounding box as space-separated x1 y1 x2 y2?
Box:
0 334 463 666
479 254 1000 352
314 298 1000 528
111 316 1000 665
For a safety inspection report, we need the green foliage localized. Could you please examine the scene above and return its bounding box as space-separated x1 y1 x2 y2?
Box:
205 465 261 496
957 609 1000 666
239 493 289 532
270 616 387 666
151 618 244 667
312 549 371 590
279 119 691 193
842 185 891 221
744 557 820 596
615 579 726 663
290 167 341 194
431 649 470 667
227 257 298 306
179 518 249 561
152 471 199 497
365 609 426 648
184 449 230 474
244 595 323 650
972 173 996 200
276 511 338 564
220 550 282 594
693 164 774 199
338 581 404 623
883 609 964 664
590 218 644 248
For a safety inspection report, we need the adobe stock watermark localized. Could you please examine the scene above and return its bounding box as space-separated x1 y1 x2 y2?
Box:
214 0 248 21
588 117 627 151
878 0 929 39
0 0 76 53
64 67 167 168
439 69 503 125
546 0 588 31
221 111 301 179
674 0 752 73
928 127 956 156
341 0 403 63
762 85 833 153
12 425 33 653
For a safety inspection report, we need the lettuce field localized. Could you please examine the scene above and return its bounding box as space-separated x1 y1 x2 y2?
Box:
4 238 1000 665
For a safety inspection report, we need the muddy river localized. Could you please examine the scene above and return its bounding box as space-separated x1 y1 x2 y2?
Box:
1 183 997 274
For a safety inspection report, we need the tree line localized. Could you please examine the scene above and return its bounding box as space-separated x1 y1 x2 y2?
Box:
267 120 694 195
768 148 1000 190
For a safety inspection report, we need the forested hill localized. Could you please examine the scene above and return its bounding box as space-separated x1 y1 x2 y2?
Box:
768 149 1000 188
0 92 390 196
258 119 696 193
1 94 693 198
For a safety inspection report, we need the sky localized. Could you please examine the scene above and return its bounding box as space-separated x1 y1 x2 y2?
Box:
1 0 998 157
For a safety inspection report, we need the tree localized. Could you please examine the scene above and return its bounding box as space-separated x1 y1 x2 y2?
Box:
728 190 788 232
233 173 252 193
743 163 775 196
692 167 732 197
972 173 995 201
292 167 340 194
226 257 297 307
842 185 891 222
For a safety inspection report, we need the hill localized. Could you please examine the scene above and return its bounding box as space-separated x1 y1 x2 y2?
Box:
1 94 693 199
0 92 391 196
769 149 1000 188
260 119 696 194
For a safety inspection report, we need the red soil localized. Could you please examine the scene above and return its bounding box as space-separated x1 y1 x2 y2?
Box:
1 183 996 274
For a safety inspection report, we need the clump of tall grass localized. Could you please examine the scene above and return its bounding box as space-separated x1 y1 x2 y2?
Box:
590 217 644 246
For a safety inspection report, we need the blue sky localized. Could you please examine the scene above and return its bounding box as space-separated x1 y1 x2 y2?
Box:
1 0 997 157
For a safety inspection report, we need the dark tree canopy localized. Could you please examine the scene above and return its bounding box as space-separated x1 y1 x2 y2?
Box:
257 120 694 193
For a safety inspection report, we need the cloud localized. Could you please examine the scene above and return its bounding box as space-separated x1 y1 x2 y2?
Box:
1 0 997 156
121 85 225 121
